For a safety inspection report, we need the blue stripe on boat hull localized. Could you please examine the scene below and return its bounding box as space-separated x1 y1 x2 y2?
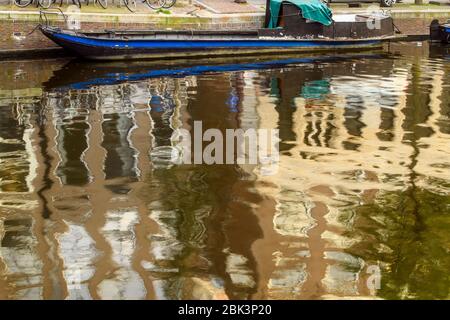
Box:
53 32 380 49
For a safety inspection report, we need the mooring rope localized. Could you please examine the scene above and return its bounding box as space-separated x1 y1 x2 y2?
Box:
392 21 402 34
27 23 42 36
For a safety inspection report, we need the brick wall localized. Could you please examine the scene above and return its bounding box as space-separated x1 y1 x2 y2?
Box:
0 14 265 51
0 20 59 51
0 12 448 52
393 17 445 35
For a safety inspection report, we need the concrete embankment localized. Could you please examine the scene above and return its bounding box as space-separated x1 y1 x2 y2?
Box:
0 3 449 58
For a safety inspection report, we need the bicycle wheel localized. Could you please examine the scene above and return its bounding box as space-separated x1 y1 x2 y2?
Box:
162 0 175 8
145 0 165 10
14 0 33 8
38 0 53 9
124 0 136 12
97 0 107 9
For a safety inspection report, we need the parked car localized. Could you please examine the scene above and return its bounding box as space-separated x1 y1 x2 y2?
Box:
326 0 396 7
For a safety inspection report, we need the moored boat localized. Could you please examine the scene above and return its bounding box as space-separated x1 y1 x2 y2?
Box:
39 0 396 61
430 19 450 43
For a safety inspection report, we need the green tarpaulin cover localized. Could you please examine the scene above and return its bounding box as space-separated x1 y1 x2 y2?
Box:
268 0 333 28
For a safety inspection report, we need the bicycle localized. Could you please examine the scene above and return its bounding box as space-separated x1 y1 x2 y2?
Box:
13 0 34 8
14 0 52 9
144 0 165 10
15 0 83 8
97 0 107 9
85 0 108 9
123 0 136 12
59 0 81 8
39 0 53 8
162 0 175 9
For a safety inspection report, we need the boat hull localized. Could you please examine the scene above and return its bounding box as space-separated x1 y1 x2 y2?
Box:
41 27 384 61
442 25 450 43
430 21 450 43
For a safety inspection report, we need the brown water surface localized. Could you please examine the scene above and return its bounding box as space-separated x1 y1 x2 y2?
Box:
0 42 449 300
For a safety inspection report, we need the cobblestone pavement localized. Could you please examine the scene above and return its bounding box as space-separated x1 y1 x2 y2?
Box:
1 0 448 14
246 0 450 4
194 0 449 14
192 0 263 13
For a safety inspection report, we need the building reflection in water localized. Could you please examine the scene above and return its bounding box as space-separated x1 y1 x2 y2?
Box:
0 44 449 300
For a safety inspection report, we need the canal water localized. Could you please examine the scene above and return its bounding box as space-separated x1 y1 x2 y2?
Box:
0 42 448 300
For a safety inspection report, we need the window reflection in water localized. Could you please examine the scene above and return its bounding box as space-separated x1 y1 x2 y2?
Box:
0 43 449 300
